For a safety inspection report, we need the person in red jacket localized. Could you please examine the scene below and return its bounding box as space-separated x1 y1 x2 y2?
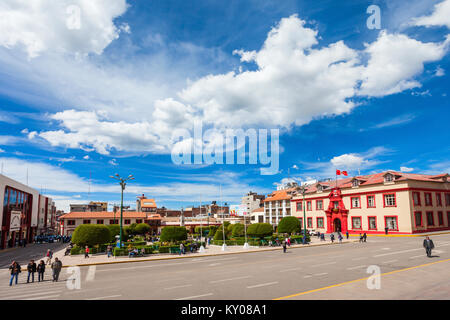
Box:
84 246 90 258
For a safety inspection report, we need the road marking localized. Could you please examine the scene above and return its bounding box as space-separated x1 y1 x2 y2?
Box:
274 258 450 300
303 275 312 278
351 257 367 261
208 263 221 267
23 294 61 300
409 255 425 259
176 293 213 300
374 248 391 252
346 265 367 271
373 243 450 258
164 284 193 290
313 273 328 276
311 261 336 267
247 281 279 289
280 267 302 273
382 259 398 264
209 276 251 284
155 277 186 283
86 295 122 300
1 290 62 300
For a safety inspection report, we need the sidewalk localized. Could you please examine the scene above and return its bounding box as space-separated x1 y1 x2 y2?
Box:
48 236 358 268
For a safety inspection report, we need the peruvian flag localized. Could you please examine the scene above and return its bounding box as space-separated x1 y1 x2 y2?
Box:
336 170 348 176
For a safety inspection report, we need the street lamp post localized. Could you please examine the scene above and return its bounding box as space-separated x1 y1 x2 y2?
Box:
110 174 134 248
302 188 307 245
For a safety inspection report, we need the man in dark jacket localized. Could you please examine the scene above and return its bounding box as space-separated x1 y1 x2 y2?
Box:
9 261 21 286
423 236 435 257
37 260 45 282
51 258 63 282
27 260 37 283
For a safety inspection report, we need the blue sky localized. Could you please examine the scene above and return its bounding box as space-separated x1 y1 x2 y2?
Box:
0 0 449 211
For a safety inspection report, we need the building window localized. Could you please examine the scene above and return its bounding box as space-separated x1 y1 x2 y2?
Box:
413 192 421 206
298 217 303 227
82 220 91 224
307 201 312 211
352 217 362 229
384 193 396 207
414 212 422 227
426 212 434 226
385 216 398 231
367 195 376 208
446 193 450 206
307 217 313 228
424 193 432 206
436 193 442 207
317 217 324 228
97 220 103 224
333 201 339 209
124 219 131 225
316 200 323 210
296 202 302 211
351 197 361 208
368 217 377 230
384 174 394 183
109 219 118 224
438 211 444 226
352 180 359 187
136 219 142 223
68 220 75 226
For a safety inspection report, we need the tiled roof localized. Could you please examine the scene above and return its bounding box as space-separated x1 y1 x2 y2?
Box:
60 211 152 219
141 198 157 208
252 207 264 213
264 187 297 202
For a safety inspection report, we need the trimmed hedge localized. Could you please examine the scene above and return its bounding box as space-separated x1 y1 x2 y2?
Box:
160 226 188 242
277 216 301 235
72 224 111 247
231 223 245 237
213 229 227 241
247 223 273 238
135 223 151 235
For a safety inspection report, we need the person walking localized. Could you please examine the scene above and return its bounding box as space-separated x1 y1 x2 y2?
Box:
330 233 335 243
363 233 367 242
107 245 112 258
27 260 37 283
51 258 62 282
282 240 287 253
37 260 45 282
23 238 27 248
9 261 21 286
84 246 90 258
179 243 184 255
385 227 389 235
46 249 53 265
423 236 435 257
359 233 363 243
346 231 349 239
338 233 343 243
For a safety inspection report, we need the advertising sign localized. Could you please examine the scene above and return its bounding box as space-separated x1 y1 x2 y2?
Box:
10 211 21 232
229 205 248 216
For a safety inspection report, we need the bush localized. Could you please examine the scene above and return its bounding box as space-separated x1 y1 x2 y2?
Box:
160 226 188 242
113 247 128 256
247 223 273 238
194 226 209 235
70 246 83 255
231 223 245 237
106 224 120 242
213 229 228 241
135 223 151 235
158 245 179 253
72 224 111 247
277 216 301 235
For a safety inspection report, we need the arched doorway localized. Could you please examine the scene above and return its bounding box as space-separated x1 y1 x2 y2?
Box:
333 218 341 232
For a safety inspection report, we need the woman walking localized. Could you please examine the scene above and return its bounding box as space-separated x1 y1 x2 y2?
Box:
37 260 46 282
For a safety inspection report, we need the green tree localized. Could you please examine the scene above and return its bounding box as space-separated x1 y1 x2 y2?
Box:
160 226 188 242
277 216 301 235
247 223 273 238
106 224 120 242
72 224 111 247
135 223 151 235
231 223 245 237
213 229 228 241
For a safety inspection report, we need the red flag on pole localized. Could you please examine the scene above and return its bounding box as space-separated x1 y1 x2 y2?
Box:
342 171 348 176
336 169 341 175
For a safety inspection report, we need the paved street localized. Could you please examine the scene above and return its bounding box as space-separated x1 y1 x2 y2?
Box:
0 234 449 300
0 242 67 268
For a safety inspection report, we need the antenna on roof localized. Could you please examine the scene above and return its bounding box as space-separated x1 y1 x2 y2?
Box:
358 168 361 176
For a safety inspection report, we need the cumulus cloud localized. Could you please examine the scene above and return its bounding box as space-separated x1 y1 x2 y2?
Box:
400 166 414 172
412 0 450 29
0 0 128 58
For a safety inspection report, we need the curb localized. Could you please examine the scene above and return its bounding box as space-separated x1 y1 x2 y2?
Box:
350 231 450 238
59 240 359 268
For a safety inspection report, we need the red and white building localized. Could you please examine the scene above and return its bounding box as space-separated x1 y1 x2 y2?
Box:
291 171 450 235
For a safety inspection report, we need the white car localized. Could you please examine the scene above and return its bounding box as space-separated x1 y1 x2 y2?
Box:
308 230 318 236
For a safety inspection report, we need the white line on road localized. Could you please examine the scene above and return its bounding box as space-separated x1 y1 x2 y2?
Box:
311 261 336 267
346 265 367 271
176 293 213 300
208 263 221 267
409 255 425 259
1 290 62 300
303 275 312 278
23 294 61 300
279 267 302 273
373 243 450 258
86 295 122 300
209 276 251 284
382 259 398 264
313 273 328 276
246 281 279 289
351 257 367 261
164 284 193 290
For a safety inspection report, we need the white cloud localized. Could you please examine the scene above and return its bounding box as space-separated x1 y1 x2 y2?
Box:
412 0 450 29
372 113 416 129
108 159 118 166
0 148 4 153
359 31 450 96
292 165 299 170
232 49 257 62
435 66 445 76
400 166 414 172
0 0 128 58
83 155 90 160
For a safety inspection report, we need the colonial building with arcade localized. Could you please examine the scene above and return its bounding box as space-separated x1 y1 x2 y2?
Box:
291 171 450 235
